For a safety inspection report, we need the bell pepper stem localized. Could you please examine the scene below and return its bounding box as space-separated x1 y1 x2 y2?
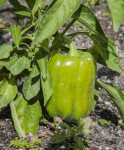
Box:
62 37 79 57
69 41 79 57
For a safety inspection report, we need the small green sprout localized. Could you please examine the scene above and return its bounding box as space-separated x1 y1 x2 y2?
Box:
10 138 41 150
98 119 111 126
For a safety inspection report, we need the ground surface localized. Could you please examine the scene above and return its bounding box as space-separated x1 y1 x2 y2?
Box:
0 0 124 150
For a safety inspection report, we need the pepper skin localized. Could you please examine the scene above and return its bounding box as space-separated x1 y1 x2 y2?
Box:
46 45 96 121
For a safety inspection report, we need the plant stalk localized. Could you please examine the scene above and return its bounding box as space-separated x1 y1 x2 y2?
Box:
51 19 76 50
21 20 38 35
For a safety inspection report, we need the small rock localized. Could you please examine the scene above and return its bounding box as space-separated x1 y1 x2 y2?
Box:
117 130 122 136
60 145 65 149
108 26 111 29
58 126 62 130
105 147 110 150
119 33 123 37
0 144 4 146
105 101 111 105
119 146 124 150
106 79 111 83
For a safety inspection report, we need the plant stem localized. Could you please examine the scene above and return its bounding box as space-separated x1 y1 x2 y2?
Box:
21 20 38 35
44 121 61 133
51 19 76 50
59 18 76 39
21 42 31 51
10 101 26 138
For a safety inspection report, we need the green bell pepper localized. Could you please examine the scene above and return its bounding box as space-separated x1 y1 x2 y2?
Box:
46 42 96 121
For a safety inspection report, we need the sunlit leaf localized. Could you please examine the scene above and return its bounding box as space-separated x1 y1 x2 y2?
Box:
25 0 41 16
23 64 40 100
36 48 53 105
73 5 123 73
0 0 8 7
36 48 47 79
0 75 17 108
10 24 21 49
13 8 31 17
10 93 42 137
23 99 42 135
32 0 82 46
2 52 30 75
73 4 105 36
9 0 31 17
0 45 13 59
97 79 124 122
106 0 124 32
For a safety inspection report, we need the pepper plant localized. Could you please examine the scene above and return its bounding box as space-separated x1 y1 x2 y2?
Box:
0 0 124 143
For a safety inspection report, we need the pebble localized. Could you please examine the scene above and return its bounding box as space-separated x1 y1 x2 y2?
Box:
108 26 111 29
60 145 65 149
58 126 62 130
105 101 111 106
117 130 122 136
98 96 102 102
105 147 110 150
0 144 4 146
106 79 111 83
119 33 123 37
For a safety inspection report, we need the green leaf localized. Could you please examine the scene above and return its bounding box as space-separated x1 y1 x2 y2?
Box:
72 4 123 72
12 8 31 17
73 4 105 36
72 5 123 73
0 0 8 7
88 45 106 66
9 0 21 8
0 45 13 59
23 99 42 135
36 48 47 79
92 81 99 112
0 65 3 69
41 64 53 106
22 64 40 100
25 0 41 16
9 0 30 17
97 79 124 122
106 0 124 32
32 0 82 46
86 31 123 73
51 133 65 144
14 93 28 128
11 93 42 137
10 24 21 49
60 122 70 130
70 30 123 73
74 137 84 150
1 52 30 75
10 100 26 138
0 75 18 108
36 48 53 105
88 0 98 5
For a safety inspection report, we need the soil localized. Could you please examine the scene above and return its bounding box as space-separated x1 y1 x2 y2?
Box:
0 0 124 150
